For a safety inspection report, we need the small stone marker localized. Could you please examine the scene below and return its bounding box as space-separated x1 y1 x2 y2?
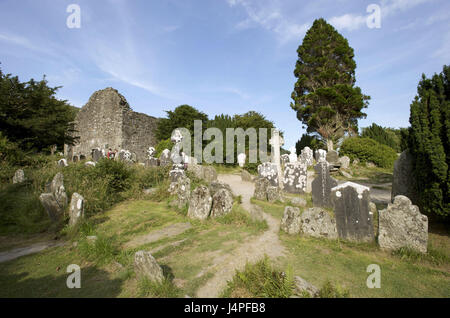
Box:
159 149 171 167
134 251 164 283
311 162 337 209
58 159 68 167
210 188 234 218
69 193 84 226
267 186 282 203
12 169 26 184
283 162 307 194
331 182 374 242
300 207 337 239
378 195 428 253
254 177 270 201
339 156 350 169
315 149 327 162
91 148 103 162
237 153 246 167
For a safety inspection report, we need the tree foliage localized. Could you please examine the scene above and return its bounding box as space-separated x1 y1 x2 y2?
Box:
0 67 78 152
361 123 401 152
295 133 324 154
290 18 369 151
340 137 397 168
408 65 449 220
155 104 209 141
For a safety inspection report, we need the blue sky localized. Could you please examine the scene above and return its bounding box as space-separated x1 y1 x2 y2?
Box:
0 0 449 149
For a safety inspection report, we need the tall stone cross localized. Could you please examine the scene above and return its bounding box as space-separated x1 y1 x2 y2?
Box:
269 129 284 188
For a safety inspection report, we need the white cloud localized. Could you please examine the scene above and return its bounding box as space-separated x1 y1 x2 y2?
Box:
329 14 367 31
226 0 309 43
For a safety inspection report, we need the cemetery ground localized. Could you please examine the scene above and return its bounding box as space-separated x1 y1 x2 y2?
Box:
0 163 449 298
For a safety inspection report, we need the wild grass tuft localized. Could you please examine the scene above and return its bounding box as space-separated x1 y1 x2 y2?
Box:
137 276 181 298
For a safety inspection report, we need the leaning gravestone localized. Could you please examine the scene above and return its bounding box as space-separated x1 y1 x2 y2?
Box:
280 206 301 235
187 186 212 220
283 162 307 194
378 195 428 253
331 182 374 242
134 251 164 283
69 193 84 226
257 162 279 187
391 150 418 205
311 162 337 208
12 169 26 184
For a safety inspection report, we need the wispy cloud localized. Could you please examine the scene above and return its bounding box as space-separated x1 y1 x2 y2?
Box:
227 0 309 43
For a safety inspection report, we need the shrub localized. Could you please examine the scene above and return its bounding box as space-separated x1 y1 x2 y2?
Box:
155 138 174 158
361 123 400 152
340 137 398 168
318 280 350 298
221 256 294 298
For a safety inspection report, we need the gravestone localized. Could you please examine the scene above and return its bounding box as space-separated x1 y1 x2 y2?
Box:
39 172 68 222
69 193 84 226
300 207 337 239
315 149 327 162
210 188 234 218
159 149 171 167
280 206 301 235
58 159 68 167
241 170 252 182
331 182 374 242
283 162 307 194
237 153 246 168
299 147 314 166
311 162 337 208
326 150 339 166
267 186 283 203
339 156 350 169
92 148 103 162
257 162 279 187
269 129 284 187
254 177 270 201
134 251 164 283
12 169 26 184
281 154 290 165
391 150 418 205
187 186 212 220
288 146 297 163
378 195 428 253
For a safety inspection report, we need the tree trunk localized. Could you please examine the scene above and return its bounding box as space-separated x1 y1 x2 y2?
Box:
326 139 334 151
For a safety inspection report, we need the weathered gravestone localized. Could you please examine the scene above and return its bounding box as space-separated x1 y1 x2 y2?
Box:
288 146 297 163
283 162 307 194
391 150 418 204
91 148 103 162
299 147 314 166
12 169 26 184
39 173 68 222
187 186 212 220
69 193 84 226
254 177 270 201
280 206 301 235
134 251 164 283
159 149 171 167
58 159 68 167
145 146 159 167
339 156 350 169
210 188 234 218
331 182 374 242
311 162 337 208
300 207 337 240
257 162 279 187
281 154 290 165
168 176 191 209
267 186 283 203
378 195 428 253
326 150 339 167
315 149 327 162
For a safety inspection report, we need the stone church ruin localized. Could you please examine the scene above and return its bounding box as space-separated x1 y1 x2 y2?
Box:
65 87 160 162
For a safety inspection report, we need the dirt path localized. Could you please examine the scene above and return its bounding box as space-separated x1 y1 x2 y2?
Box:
0 241 65 263
196 174 285 298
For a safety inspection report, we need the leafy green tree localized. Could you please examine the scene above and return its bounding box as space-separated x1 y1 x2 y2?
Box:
0 67 78 152
361 123 400 152
295 133 324 154
290 18 370 151
408 65 449 221
155 105 209 142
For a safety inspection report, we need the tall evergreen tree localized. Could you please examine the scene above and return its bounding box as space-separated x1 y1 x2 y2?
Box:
290 18 370 151
409 65 449 221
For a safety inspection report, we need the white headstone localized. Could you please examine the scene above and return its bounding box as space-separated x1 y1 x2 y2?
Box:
237 153 246 167
288 146 297 163
269 129 284 188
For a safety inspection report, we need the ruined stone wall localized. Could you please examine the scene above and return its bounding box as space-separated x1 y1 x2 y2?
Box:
68 87 160 162
122 110 159 162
